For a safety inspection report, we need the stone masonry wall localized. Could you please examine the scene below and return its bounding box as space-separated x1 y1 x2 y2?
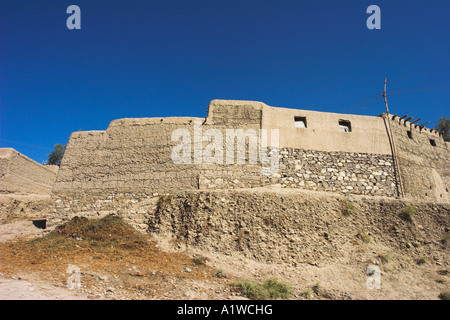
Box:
277 149 396 196
199 148 397 197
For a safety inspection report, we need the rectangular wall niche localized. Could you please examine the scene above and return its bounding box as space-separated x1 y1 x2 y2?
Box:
294 116 307 128
339 120 352 132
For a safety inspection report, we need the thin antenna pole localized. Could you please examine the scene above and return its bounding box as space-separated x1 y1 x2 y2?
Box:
383 77 390 114
382 77 404 198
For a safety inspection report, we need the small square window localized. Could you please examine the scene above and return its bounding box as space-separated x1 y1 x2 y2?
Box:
294 116 307 128
407 131 413 139
339 120 351 132
429 139 436 146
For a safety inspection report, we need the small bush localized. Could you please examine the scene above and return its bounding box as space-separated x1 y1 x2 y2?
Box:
302 287 313 299
417 256 428 265
378 253 392 264
357 232 371 244
438 292 450 300
435 278 447 284
400 205 416 223
232 278 290 300
263 278 290 299
342 202 355 216
312 282 321 294
214 269 227 278
192 255 208 265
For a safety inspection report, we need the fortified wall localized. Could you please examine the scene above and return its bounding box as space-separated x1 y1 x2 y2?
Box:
0 148 59 195
50 100 449 229
383 114 449 203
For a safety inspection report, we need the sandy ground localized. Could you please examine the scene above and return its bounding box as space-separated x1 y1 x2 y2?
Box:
0 274 89 300
0 220 90 299
0 220 48 242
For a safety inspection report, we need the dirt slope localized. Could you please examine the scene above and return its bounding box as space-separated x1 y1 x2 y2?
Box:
0 188 449 300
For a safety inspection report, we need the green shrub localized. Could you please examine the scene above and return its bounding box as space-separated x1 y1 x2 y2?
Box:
232 281 268 300
312 282 321 294
214 269 227 278
232 278 290 300
400 205 416 223
302 287 313 299
342 202 355 216
417 256 428 265
263 278 290 299
378 252 392 264
357 232 371 243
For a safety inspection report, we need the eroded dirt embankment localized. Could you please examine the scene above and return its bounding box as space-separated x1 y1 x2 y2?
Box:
1 188 449 300
145 188 449 299
150 189 449 267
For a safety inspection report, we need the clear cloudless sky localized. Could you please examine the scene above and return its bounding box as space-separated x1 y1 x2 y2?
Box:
0 0 449 163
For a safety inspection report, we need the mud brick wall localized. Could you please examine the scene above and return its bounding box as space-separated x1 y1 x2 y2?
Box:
0 148 58 195
386 115 449 203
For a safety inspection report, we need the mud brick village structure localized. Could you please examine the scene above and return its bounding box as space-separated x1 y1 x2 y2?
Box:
1 99 449 264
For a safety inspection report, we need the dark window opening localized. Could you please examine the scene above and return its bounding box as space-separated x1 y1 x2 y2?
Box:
339 120 352 132
429 139 436 146
407 131 413 139
294 116 307 128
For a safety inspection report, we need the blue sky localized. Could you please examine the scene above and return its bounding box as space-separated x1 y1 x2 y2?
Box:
0 0 449 163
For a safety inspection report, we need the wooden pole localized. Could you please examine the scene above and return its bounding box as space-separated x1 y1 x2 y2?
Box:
383 78 390 114
383 78 405 199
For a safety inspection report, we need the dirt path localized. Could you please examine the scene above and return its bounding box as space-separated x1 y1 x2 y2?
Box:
0 220 48 242
0 220 89 300
0 274 89 300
